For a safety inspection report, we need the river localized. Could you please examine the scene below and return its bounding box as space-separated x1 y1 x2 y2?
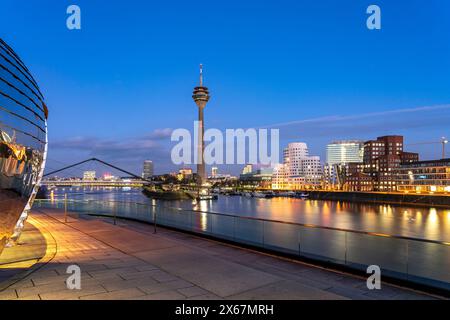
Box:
45 187 450 242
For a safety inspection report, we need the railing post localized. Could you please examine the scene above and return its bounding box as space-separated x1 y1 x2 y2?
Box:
113 202 117 226
344 231 348 265
153 207 157 234
64 193 68 223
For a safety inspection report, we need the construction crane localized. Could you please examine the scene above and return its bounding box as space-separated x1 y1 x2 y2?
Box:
407 137 448 159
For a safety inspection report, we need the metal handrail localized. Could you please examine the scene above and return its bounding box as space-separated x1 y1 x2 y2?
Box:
34 198 450 247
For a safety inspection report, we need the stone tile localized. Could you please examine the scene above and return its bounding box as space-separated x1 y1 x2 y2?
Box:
88 267 138 279
325 286 372 300
17 281 67 298
138 279 194 295
228 280 347 300
16 294 41 300
187 293 223 300
132 290 186 300
101 277 158 292
80 288 146 300
135 264 160 272
0 288 18 300
135 246 280 297
118 269 164 281
177 286 210 298
39 285 107 300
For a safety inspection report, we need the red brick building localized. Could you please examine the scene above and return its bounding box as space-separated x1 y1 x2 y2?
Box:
347 136 419 191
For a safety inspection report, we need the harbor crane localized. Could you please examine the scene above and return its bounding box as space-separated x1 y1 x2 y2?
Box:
407 137 448 159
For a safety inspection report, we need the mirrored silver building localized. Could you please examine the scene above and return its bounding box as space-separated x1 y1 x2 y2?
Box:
0 38 48 255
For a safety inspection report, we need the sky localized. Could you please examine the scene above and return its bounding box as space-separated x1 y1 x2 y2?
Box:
1 0 450 176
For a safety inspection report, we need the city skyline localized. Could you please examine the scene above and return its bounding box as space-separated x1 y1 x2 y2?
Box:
1 1 450 175
1 2 449 303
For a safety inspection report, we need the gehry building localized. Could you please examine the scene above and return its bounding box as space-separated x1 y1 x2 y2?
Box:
0 38 48 254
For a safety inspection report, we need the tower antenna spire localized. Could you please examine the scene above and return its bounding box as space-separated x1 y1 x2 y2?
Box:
199 63 203 86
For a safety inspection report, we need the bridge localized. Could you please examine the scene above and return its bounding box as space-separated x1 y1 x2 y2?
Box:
40 179 148 187
42 157 153 187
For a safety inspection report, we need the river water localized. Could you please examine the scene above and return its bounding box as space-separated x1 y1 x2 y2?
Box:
46 187 450 242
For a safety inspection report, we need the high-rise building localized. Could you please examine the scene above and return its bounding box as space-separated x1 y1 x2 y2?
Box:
324 140 364 188
83 171 96 180
192 64 210 184
0 38 48 254
272 142 322 189
211 166 218 178
343 135 419 191
283 142 309 176
142 160 154 179
326 140 364 165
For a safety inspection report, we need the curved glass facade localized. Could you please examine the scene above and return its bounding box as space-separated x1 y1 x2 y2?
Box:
0 38 47 254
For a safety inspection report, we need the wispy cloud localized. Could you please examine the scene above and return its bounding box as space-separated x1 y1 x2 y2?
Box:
263 104 450 129
50 128 173 163
259 104 450 143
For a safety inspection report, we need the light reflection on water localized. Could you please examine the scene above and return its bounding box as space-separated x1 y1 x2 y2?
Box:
48 187 450 242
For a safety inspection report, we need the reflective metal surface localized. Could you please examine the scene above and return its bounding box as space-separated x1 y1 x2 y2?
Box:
0 38 47 254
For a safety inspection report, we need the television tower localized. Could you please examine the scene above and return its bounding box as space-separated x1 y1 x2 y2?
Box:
192 64 210 183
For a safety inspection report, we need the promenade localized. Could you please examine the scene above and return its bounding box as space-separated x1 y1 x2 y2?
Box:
0 208 439 300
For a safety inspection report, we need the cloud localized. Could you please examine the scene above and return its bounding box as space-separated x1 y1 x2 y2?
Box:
50 128 173 163
260 104 450 142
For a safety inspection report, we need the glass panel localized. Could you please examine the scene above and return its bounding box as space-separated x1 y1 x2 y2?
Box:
299 226 346 263
263 221 299 254
346 233 408 278
235 218 263 247
191 211 211 234
156 207 190 231
407 241 450 290
210 214 234 240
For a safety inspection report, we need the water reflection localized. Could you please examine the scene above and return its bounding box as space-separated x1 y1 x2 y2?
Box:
45 187 450 242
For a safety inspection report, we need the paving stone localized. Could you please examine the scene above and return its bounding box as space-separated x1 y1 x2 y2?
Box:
138 279 194 295
40 285 107 300
1 210 436 301
80 288 146 300
133 290 186 300
0 289 17 300
177 286 210 298
101 277 158 291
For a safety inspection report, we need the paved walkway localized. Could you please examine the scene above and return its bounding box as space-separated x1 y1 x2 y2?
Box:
0 209 439 300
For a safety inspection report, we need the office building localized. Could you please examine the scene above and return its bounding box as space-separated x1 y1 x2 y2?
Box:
324 140 364 188
211 166 218 178
142 160 154 179
395 158 450 193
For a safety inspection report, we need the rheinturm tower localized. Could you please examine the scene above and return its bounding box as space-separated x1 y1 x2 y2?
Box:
192 64 210 183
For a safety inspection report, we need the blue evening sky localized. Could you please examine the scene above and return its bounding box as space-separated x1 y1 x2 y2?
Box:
1 0 449 175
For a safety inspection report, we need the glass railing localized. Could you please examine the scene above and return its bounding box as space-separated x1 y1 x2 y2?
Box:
33 198 450 292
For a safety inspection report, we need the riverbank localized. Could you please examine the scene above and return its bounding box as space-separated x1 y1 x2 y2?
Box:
0 208 438 300
306 191 450 208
